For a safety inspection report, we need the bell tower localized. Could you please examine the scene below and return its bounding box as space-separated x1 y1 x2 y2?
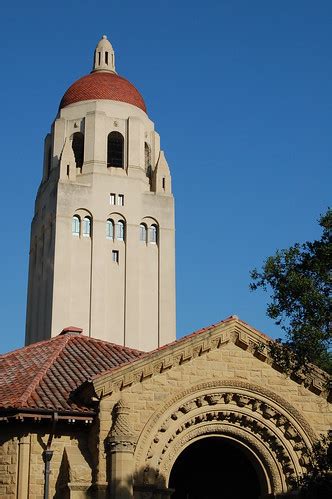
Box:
25 36 176 351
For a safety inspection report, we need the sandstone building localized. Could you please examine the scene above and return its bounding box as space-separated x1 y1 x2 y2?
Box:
0 36 331 499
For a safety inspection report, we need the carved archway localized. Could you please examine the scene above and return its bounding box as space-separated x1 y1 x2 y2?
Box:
169 435 265 498
134 380 316 496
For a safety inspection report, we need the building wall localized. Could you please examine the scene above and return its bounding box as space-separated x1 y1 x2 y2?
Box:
0 434 18 498
119 342 331 437
0 338 330 499
25 100 176 351
9 324 332 499
94 326 331 498
0 424 93 499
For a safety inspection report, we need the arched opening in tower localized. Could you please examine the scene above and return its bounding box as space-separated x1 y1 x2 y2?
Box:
169 436 262 499
107 131 124 168
71 132 84 169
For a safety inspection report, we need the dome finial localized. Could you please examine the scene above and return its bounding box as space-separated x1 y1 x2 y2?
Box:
93 35 116 73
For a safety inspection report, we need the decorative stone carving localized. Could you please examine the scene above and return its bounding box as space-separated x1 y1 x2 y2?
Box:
109 398 136 453
223 392 233 404
179 400 197 413
90 320 330 403
134 380 317 496
261 404 277 419
205 393 222 405
234 394 251 407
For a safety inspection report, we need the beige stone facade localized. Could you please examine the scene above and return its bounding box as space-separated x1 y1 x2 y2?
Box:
25 36 176 351
1 319 331 498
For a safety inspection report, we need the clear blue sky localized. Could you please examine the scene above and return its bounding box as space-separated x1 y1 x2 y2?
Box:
0 1 331 353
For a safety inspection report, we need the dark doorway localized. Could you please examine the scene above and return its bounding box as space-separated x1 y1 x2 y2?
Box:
169 437 261 499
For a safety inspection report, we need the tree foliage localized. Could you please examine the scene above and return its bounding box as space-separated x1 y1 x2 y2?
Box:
297 434 332 498
250 208 332 373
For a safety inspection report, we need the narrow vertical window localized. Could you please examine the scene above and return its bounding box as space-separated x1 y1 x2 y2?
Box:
149 224 158 244
118 194 124 206
46 144 52 179
110 193 116 205
71 132 84 169
107 132 124 168
112 250 119 263
116 220 125 241
106 219 114 239
72 215 80 236
83 217 91 237
105 51 109 64
145 142 151 178
162 177 166 190
140 224 147 242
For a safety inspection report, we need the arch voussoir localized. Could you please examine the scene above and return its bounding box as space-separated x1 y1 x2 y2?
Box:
134 380 316 496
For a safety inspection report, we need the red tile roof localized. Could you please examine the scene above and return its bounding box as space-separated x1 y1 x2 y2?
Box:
60 71 146 112
0 316 272 417
0 332 142 415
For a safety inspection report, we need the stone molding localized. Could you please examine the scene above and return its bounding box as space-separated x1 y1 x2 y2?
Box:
159 424 283 494
88 319 330 402
133 380 317 495
108 398 136 454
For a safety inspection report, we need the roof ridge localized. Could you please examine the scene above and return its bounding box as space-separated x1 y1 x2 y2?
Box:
150 316 235 353
73 334 144 353
0 334 64 358
16 335 71 406
88 317 236 381
1 333 144 359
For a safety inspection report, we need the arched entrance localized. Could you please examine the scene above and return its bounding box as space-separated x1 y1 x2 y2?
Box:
169 436 265 499
134 381 316 497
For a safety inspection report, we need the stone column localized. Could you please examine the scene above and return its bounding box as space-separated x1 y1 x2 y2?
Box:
108 399 136 499
17 435 31 499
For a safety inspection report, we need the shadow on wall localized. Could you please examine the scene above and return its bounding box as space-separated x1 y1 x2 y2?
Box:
55 458 171 498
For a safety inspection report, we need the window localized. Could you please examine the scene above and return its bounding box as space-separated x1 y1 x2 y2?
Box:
149 224 158 244
105 51 109 64
140 223 147 242
116 220 125 241
110 193 116 205
117 194 124 206
46 144 52 179
83 217 91 237
107 132 124 168
112 250 119 263
71 132 84 169
106 219 114 239
72 215 80 236
145 142 151 171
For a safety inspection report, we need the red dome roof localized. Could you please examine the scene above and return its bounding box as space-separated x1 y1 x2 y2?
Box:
60 71 146 112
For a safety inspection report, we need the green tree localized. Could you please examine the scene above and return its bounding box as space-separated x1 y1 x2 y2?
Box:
297 434 332 499
250 208 332 373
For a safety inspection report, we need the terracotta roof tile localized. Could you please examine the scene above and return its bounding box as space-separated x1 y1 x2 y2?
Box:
1 317 264 416
0 333 143 414
60 71 146 112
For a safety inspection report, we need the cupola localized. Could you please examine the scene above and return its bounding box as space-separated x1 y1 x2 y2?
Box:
93 34 116 73
59 35 146 112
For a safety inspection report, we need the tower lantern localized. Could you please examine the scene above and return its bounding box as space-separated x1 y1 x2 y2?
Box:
93 34 116 73
25 36 176 351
